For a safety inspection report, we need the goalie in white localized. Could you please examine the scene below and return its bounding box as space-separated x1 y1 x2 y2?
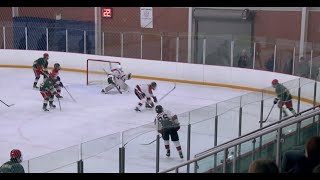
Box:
101 65 132 94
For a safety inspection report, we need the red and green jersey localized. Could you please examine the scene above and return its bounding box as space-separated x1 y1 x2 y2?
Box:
0 160 25 173
275 84 292 102
40 78 55 92
33 57 48 71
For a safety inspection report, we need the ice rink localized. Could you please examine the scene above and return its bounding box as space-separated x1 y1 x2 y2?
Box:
0 68 305 173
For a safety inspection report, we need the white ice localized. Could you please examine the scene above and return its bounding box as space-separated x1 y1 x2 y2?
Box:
0 68 307 173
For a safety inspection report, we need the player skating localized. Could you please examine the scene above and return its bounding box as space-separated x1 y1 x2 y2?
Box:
50 63 64 98
134 81 158 112
40 73 58 111
154 105 183 159
101 65 132 94
32 53 49 88
272 79 296 117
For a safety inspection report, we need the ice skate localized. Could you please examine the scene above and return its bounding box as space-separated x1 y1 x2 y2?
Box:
179 151 184 159
166 150 170 157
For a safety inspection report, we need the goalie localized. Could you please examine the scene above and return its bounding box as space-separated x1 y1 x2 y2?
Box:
101 65 132 94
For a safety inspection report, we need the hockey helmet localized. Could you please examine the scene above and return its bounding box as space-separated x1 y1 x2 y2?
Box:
43 53 49 59
151 82 157 90
54 63 61 70
10 149 22 162
117 64 122 71
155 105 163 113
272 79 279 85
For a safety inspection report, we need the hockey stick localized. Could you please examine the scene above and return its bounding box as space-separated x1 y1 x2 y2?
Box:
0 100 14 107
159 83 176 102
63 86 77 102
102 68 122 94
140 135 162 145
259 103 276 123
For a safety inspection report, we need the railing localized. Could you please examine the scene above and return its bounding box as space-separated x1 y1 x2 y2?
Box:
160 106 320 173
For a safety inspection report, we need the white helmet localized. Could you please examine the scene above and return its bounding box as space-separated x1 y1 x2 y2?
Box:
117 64 122 70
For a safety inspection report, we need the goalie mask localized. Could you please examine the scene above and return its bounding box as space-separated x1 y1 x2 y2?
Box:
151 82 157 90
54 63 61 70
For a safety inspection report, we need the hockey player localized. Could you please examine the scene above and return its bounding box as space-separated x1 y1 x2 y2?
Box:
32 53 49 88
154 105 183 159
101 65 132 94
50 63 64 98
134 81 158 112
272 79 297 117
40 73 58 111
0 149 25 173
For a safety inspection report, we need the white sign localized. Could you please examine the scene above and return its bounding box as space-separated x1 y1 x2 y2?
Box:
140 7 153 28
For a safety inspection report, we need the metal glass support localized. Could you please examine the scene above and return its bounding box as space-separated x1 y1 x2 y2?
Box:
84 31 87 54
25 27 28 50
156 134 160 173
140 34 143 59
176 37 179 62
292 47 296 75
275 128 282 166
313 81 317 123
310 50 313 79
121 33 124 57
160 35 163 61
231 41 234 67
232 146 237 173
222 149 227 173
46 28 49 51
253 42 256 69
187 123 191 173
214 116 218 146
252 138 256 161
3 27 6 49
202 38 206 65
65 29 68 52
102 32 104 55
239 107 242 137
273 44 277 72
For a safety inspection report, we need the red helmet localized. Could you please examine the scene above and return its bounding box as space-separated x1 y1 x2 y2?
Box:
43 53 49 59
272 79 279 85
10 149 22 159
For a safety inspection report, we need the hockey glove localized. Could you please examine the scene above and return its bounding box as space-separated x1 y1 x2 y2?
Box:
273 98 279 104
108 77 114 84
153 96 158 103
175 126 180 131
57 76 61 81
59 82 64 88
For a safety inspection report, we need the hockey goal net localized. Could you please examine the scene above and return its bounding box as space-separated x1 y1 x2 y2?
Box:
86 59 121 85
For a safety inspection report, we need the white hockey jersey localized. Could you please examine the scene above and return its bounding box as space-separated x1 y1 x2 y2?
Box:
135 84 155 98
154 110 180 131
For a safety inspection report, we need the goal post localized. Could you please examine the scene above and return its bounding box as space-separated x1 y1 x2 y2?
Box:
86 59 121 85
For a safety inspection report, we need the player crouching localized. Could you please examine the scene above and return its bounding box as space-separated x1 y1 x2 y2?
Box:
134 82 158 112
101 65 132 94
40 73 58 111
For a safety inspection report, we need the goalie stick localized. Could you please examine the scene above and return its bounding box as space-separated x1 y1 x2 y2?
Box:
0 100 14 107
102 68 122 94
